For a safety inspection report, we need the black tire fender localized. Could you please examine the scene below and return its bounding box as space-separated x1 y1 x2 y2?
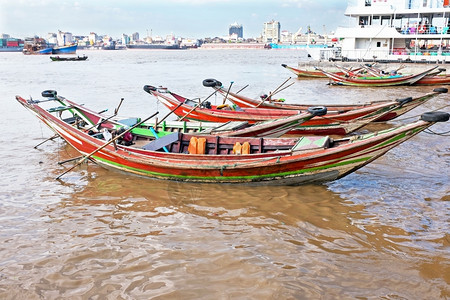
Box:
420 111 449 122
42 90 57 98
203 78 222 87
143 85 157 93
307 106 327 116
433 87 448 93
396 97 413 106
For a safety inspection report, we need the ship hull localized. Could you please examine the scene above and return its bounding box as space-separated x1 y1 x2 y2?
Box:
52 44 77 54
126 44 183 50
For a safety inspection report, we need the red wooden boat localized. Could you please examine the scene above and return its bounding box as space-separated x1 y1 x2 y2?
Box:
390 66 450 86
143 84 432 136
358 65 450 86
415 74 450 85
44 91 324 138
203 80 447 122
282 64 331 78
319 66 438 87
281 64 364 78
16 93 449 185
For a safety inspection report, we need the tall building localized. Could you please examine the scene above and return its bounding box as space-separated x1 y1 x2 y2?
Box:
131 32 139 42
229 22 243 39
122 34 130 45
262 20 281 43
89 32 98 45
57 30 73 46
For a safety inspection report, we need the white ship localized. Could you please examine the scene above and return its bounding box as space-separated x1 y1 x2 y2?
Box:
311 0 450 63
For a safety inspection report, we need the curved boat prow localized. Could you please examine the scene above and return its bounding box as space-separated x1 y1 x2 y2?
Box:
143 85 157 93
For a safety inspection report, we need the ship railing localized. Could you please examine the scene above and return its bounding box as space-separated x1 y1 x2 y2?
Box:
399 25 449 35
340 49 390 61
390 49 450 56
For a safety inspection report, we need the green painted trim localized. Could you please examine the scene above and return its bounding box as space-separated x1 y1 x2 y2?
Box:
92 154 371 182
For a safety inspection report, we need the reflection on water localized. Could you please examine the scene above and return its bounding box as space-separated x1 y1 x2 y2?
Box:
0 50 449 299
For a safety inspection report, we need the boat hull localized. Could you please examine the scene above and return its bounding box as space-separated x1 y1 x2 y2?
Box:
52 45 77 54
50 55 87 61
126 44 183 50
415 75 450 85
211 86 443 123
145 85 436 135
320 66 438 87
15 95 443 185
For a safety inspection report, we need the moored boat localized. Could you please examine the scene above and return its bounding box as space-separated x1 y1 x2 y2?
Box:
415 74 450 85
15 92 449 185
143 82 439 136
52 44 77 54
315 0 450 63
40 90 325 139
203 78 448 122
282 63 346 78
318 66 438 87
22 38 53 55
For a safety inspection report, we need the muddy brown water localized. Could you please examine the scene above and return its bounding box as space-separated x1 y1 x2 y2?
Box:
0 50 448 299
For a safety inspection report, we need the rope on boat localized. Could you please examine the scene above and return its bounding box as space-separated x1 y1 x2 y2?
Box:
423 128 450 136
377 104 450 123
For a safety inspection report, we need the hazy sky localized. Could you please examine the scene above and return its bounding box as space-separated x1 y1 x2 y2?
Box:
0 0 349 39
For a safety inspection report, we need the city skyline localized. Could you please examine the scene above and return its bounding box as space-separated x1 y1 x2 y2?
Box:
0 0 348 39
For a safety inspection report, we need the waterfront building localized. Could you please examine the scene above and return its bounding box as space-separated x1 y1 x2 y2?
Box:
46 33 57 45
131 32 139 42
122 34 130 45
325 0 450 62
89 32 98 46
263 20 281 43
181 38 199 48
56 31 73 46
229 22 243 39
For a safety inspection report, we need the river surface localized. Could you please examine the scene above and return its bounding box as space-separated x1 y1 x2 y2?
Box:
0 49 449 299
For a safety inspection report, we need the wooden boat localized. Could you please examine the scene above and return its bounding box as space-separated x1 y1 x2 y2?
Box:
318 66 438 87
39 90 324 138
50 55 88 61
413 68 450 85
358 65 450 86
16 93 449 185
282 64 331 78
144 84 442 135
203 80 448 122
285 62 449 86
350 64 450 86
281 64 365 78
415 74 450 85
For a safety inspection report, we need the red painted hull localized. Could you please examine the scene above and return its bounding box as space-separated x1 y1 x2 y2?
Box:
15 94 444 185
320 66 438 87
282 64 366 78
53 96 316 138
144 86 440 135
415 74 450 85
211 87 443 123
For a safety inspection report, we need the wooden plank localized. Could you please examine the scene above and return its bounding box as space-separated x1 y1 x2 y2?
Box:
142 132 179 151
